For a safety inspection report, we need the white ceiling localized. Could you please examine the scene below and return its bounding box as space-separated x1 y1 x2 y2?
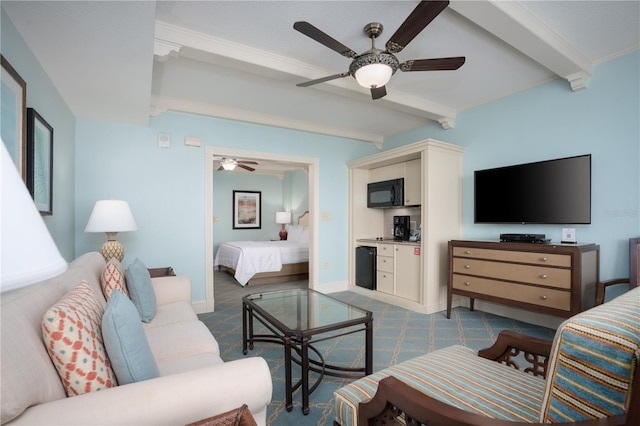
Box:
3 1 639 147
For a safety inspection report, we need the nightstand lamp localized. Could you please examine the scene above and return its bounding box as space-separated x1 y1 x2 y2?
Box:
276 211 291 240
1 141 67 292
85 200 137 262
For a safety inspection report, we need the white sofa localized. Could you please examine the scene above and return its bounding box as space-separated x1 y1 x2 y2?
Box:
1 252 272 425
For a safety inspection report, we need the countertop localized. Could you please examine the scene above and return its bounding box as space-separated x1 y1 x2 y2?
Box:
357 238 421 246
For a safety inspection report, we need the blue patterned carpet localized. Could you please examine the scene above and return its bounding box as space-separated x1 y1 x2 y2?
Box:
199 272 555 425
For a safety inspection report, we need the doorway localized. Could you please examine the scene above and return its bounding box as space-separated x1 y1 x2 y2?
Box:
204 146 319 312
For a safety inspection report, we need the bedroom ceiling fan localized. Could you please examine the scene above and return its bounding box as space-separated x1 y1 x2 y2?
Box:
294 0 465 100
216 158 259 172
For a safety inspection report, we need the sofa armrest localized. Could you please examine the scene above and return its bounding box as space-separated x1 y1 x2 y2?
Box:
151 275 191 305
477 330 553 378
8 357 272 426
357 376 628 426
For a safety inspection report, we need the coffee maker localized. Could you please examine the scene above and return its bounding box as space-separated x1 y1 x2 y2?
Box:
393 215 410 241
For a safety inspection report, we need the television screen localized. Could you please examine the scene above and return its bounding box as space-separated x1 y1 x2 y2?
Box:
474 154 591 224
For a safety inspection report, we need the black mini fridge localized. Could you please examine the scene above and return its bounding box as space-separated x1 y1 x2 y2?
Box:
355 246 376 290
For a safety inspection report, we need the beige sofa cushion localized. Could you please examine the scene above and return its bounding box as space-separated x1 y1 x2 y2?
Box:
145 321 220 362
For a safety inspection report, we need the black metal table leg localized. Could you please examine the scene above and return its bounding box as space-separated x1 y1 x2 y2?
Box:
285 336 293 412
365 319 373 375
301 336 310 415
242 302 248 355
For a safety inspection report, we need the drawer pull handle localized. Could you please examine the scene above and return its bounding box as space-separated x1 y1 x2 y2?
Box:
540 295 548 300
465 265 471 269
540 274 548 279
464 282 471 286
465 250 471 255
540 257 548 262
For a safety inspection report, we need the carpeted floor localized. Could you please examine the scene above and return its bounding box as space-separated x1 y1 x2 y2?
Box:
198 271 555 426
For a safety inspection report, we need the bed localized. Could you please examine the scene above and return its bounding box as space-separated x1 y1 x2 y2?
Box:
214 211 309 286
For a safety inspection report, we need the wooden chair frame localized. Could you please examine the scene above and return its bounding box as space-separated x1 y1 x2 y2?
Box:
596 237 639 305
356 330 639 426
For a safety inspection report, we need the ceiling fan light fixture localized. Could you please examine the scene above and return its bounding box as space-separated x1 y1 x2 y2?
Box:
354 63 393 89
220 158 237 171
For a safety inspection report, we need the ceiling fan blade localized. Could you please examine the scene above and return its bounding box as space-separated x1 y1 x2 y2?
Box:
217 166 224 171
386 0 449 54
238 160 258 165
296 72 350 87
294 21 357 59
237 164 255 172
400 57 465 71
371 86 387 100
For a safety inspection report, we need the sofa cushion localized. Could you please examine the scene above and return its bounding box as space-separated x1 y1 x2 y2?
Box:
157 352 225 376
334 345 545 426
102 289 160 385
41 281 116 396
143 301 199 329
125 258 157 322
101 257 128 299
540 286 640 422
145 321 220 362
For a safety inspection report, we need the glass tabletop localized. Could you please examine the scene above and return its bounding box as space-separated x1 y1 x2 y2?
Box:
244 288 371 334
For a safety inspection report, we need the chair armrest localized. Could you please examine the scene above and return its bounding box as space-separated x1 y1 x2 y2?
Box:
8 357 272 426
477 330 553 378
595 278 630 305
357 376 628 426
151 275 191 305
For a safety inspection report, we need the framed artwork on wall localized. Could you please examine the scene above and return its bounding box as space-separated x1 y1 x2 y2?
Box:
1 55 27 181
233 190 261 229
27 108 54 215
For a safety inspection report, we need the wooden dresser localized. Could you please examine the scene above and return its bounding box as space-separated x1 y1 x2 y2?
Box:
447 240 599 319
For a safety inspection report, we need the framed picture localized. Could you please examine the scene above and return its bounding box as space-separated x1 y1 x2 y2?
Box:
27 108 54 215
1 55 27 181
233 190 261 229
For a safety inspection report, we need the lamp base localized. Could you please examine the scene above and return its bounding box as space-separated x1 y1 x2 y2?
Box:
279 224 288 241
99 240 125 262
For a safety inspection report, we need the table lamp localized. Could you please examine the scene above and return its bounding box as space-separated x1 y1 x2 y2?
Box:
1 141 67 292
275 211 291 240
85 200 137 262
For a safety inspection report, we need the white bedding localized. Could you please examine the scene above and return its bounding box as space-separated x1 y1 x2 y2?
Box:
214 240 309 286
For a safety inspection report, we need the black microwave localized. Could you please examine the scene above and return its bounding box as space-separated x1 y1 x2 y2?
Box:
367 178 404 208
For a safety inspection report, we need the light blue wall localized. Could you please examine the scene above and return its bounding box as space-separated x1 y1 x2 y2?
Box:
1 7 77 260
386 51 640 281
284 169 309 219
212 171 284 253
75 112 378 300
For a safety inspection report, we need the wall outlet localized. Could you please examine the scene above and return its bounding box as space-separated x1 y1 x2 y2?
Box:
323 261 329 269
561 228 576 243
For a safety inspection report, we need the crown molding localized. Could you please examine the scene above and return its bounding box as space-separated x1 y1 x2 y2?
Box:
150 95 384 147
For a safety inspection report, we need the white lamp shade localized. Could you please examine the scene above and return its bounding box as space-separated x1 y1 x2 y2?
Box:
275 211 292 224
85 200 138 233
1 141 67 292
355 63 393 89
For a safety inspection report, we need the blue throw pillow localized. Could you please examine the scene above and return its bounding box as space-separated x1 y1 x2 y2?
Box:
102 290 159 385
125 258 156 322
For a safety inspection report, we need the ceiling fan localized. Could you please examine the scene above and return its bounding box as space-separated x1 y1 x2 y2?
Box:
216 158 258 172
294 0 465 100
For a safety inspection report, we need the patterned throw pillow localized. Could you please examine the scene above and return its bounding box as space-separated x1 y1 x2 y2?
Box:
42 281 117 396
101 257 128 299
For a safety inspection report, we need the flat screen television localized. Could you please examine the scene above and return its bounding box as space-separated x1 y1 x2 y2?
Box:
474 154 591 224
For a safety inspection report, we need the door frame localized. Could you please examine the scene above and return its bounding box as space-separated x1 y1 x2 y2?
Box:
204 146 319 312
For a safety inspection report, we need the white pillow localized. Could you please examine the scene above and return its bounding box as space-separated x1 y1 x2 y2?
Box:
287 225 302 242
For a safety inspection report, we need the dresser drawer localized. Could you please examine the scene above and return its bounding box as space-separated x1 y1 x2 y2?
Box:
452 274 571 311
377 255 394 273
377 244 394 255
453 247 571 268
376 271 394 294
452 258 571 289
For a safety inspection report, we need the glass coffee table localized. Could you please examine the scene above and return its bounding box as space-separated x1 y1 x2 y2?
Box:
242 288 373 415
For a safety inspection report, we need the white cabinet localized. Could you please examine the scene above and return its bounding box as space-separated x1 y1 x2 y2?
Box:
403 159 421 206
375 243 421 302
395 245 421 302
349 139 464 314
